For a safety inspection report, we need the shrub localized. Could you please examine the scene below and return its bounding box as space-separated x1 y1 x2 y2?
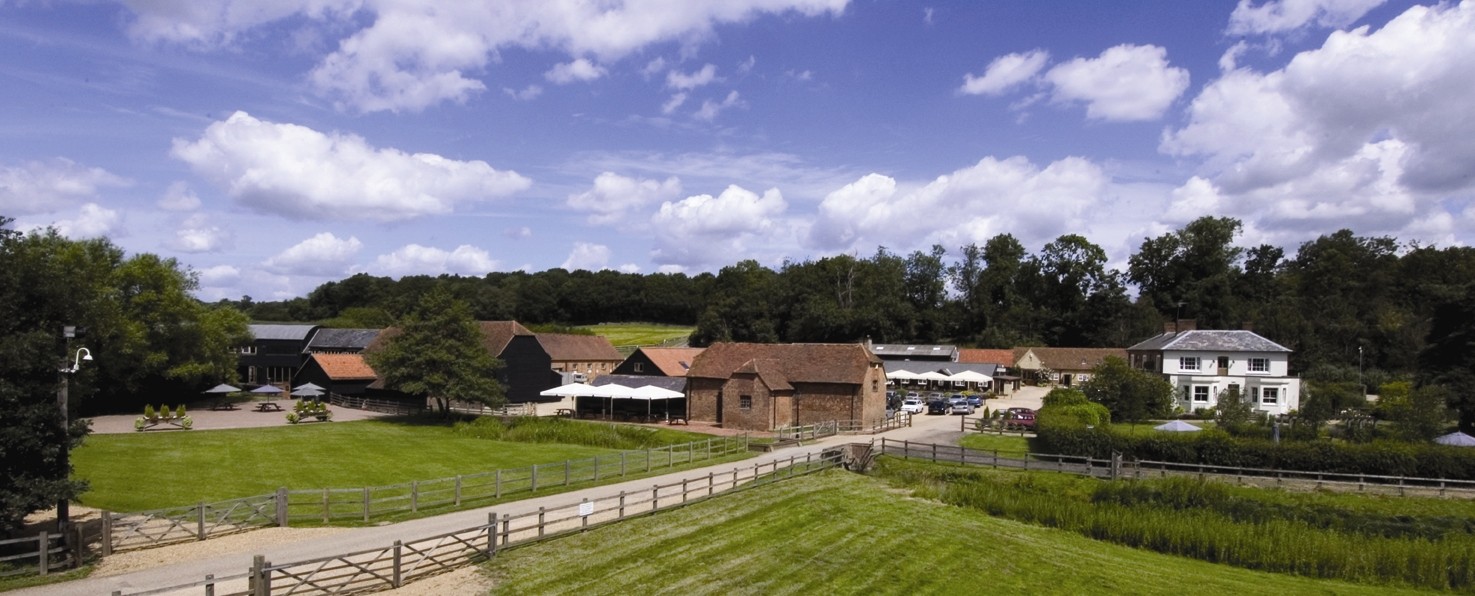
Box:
158 405 172 419
143 404 156 420
134 417 146 431
286 412 301 424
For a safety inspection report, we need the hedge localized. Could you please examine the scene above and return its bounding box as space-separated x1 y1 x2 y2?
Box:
1036 426 1475 480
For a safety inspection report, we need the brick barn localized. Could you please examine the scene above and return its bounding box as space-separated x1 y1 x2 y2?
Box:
686 342 887 431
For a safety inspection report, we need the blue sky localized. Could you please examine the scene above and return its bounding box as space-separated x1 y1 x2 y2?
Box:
3 0 1471 301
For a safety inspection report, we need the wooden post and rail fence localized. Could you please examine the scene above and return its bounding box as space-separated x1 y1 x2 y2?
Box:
107 450 843 596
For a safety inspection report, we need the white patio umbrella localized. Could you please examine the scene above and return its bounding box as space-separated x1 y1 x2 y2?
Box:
1153 420 1203 432
949 370 993 384
538 382 600 398
590 383 640 420
203 383 241 394
291 387 324 398
632 385 685 420
250 384 284 403
1434 431 1475 447
293 382 326 392
886 369 918 380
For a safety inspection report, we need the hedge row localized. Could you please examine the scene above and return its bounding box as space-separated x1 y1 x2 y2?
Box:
1036 426 1475 480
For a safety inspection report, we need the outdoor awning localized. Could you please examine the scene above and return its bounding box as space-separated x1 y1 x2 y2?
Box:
916 371 952 382
1154 420 1203 432
539 382 601 398
949 370 993 383
1434 431 1475 447
886 369 918 380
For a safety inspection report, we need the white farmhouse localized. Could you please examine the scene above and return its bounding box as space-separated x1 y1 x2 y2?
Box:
1126 329 1301 416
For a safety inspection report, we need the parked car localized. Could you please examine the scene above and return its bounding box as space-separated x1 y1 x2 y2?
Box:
905 391 920 399
966 395 983 407
901 398 926 414
1004 410 1036 430
928 391 944 401
926 399 950 415
950 401 975 415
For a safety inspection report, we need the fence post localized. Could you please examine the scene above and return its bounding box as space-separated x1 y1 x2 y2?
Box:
487 512 497 557
322 489 330 523
647 448 654 473
706 438 713 460
594 456 600 482
38 531 47 576
532 465 539 493
496 470 502 499
621 452 627 477
363 487 371 522
411 481 419 512
708 472 715 496
682 479 689 503
275 488 288 527
251 554 267 596
903 439 909 460
205 573 215 596
501 513 510 546
455 475 463 506
931 443 937 463
565 460 571 486
538 507 545 537
392 540 403 588
619 491 626 518
581 498 590 531
652 485 659 509
198 502 207 540
101 512 113 557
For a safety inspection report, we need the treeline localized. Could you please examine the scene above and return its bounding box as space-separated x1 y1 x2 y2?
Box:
229 217 1475 381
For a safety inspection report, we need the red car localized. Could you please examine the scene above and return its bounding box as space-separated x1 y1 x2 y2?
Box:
1004 409 1036 430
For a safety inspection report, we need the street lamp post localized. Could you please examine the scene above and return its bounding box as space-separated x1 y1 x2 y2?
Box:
57 326 91 538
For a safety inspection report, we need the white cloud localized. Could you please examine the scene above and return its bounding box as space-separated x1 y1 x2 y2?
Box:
171 111 531 222
617 263 641 273
562 242 612 271
503 84 543 100
170 213 233 253
1163 0 1475 239
158 181 202 211
737 55 756 73
196 264 241 287
505 226 532 239
642 57 668 78
959 49 1049 96
1228 0 1386 36
0 158 130 215
568 172 682 225
372 243 499 277
264 232 362 276
661 92 688 115
49 203 122 239
120 1 851 112
808 156 1107 253
1044 44 1189 121
545 58 607 84
651 185 788 267
786 69 814 81
694 90 743 121
666 64 718 90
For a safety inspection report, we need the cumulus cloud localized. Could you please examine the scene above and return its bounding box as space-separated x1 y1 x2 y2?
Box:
694 90 743 121
567 172 682 225
118 1 847 112
264 232 363 276
170 213 233 253
545 58 607 84
808 156 1107 253
49 203 122 239
372 243 499 277
0 158 130 215
1228 0 1386 36
666 64 718 89
959 49 1049 96
503 84 543 100
651 185 788 267
1163 0 1475 239
196 264 241 287
1044 44 1189 121
158 181 202 211
562 242 612 271
505 226 532 239
171 111 531 222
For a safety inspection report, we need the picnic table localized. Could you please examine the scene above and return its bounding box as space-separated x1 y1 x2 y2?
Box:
556 408 575 417
255 401 283 412
210 400 238 411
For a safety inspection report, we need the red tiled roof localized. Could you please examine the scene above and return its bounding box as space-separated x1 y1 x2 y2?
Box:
1014 347 1125 371
687 342 880 385
638 347 705 376
958 348 1015 366
312 353 377 380
537 333 623 362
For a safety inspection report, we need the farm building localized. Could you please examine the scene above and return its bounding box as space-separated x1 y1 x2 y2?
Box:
686 342 886 432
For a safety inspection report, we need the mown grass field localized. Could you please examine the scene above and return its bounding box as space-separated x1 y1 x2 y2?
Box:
72 418 722 512
481 470 1429 595
579 322 693 348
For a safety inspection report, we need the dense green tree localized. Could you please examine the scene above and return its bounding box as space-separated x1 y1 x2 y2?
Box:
1385 385 1452 441
1128 217 1245 329
689 260 780 346
1080 356 1173 423
1418 285 1475 431
365 288 504 416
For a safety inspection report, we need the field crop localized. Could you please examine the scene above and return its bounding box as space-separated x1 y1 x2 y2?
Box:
579 323 693 348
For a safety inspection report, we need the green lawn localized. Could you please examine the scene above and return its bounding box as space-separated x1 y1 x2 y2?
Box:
73 419 622 511
579 323 693 348
482 470 1430 595
957 432 1034 454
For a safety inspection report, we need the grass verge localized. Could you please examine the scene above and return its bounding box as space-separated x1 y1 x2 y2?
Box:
482 469 1426 595
0 565 92 593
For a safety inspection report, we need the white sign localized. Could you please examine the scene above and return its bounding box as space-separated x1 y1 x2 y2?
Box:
579 501 594 517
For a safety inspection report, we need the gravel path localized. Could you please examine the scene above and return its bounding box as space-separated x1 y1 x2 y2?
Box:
20 389 1047 595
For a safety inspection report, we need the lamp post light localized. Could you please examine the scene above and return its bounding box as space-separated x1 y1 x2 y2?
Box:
57 327 92 538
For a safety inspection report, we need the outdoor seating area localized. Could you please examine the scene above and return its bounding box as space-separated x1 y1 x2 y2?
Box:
254 401 283 412
539 381 688 424
134 404 192 431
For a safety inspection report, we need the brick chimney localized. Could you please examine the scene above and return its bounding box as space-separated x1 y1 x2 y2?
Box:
1164 319 1198 334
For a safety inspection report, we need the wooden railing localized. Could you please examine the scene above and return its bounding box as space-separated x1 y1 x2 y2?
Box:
0 532 70 578
95 437 749 554
326 394 424 415
110 450 840 595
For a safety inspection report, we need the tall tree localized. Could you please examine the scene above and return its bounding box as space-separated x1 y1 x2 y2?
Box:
366 288 505 416
1127 216 1245 328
